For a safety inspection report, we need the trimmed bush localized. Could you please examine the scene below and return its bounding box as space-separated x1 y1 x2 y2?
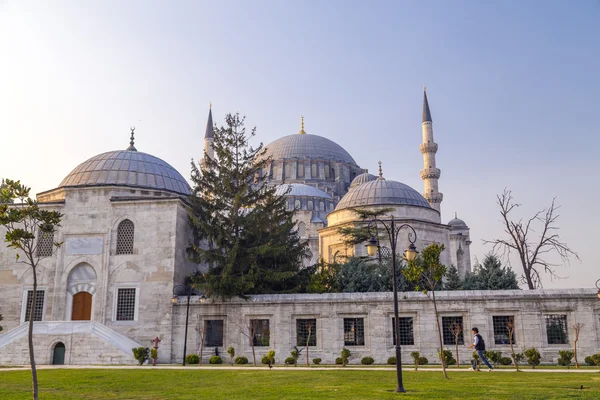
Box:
500 357 512 366
234 356 248 365
227 346 235 365
438 349 456 366
418 357 429 365
132 347 150 365
285 357 297 365
150 348 158 365
387 356 396 365
262 350 276 366
557 350 574 367
524 348 541 369
340 347 352 366
335 357 343 365
584 355 600 366
485 350 503 366
312 358 322 365
209 356 223 364
185 354 200 365
361 356 374 365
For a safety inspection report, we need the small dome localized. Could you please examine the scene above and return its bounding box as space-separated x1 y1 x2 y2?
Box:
59 150 191 195
335 179 431 211
448 215 468 228
275 183 331 199
264 134 357 165
350 172 377 189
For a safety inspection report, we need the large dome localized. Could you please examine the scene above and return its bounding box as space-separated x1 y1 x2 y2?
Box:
349 171 377 189
335 178 431 211
263 134 357 165
59 150 191 195
275 183 331 199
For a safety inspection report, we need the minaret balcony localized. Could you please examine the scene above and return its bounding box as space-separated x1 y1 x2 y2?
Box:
420 168 441 180
424 192 443 203
419 142 438 154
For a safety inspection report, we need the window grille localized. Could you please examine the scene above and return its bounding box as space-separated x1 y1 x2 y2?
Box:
296 319 316 346
442 316 464 345
545 314 568 344
297 164 304 178
36 231 54 257
391 317 414 346
284 164 291 179
297 222 306 238
294 200 301 209
311 164 317 178
307 200 313 210
25 290 44 321
493 316 516 345
205 320 224 347
116 219 134 255
319 202 324 211
250 319 270 346
343 318 365 346
116 288 136 321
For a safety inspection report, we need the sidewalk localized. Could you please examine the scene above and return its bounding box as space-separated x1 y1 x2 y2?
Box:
1 365 599 373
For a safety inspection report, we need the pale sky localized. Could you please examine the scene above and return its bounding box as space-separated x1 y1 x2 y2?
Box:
1 0 598 288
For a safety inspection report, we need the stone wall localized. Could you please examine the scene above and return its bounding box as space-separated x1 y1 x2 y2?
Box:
172 290 600 365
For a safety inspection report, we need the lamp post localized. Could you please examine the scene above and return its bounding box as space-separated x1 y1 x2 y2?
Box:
365 216 418 394
172 283 194 366
596 279 600 299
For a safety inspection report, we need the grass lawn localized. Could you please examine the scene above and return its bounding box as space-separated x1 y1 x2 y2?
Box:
1 368 599 399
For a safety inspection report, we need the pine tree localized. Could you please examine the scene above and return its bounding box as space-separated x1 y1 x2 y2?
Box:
463 254 519 290
188 113 308 297
444 265 462 290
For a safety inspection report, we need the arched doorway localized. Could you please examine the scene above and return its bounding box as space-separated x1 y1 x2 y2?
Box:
71 292 92 320
52 342 65 365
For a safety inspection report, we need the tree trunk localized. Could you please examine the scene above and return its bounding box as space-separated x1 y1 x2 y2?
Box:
509 339 518 371
306 326 311 367
574 337 579 368
29 266 39 400
432 291 448 379
199 331 204 366
455 341 459 368
251 343 256 367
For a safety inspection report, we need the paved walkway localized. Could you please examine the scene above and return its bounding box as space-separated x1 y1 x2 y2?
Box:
1 365 599 373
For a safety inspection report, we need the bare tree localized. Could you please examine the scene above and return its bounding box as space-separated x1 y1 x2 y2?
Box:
239 321 258 367
573 322 583 368
305 322 313 367
484 189 579 289
449 320 462 368
195 322 207 365
506 317 519 371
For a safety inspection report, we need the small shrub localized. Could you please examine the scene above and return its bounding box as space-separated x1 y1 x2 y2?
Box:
512 352 524 364
285 357 297 365
150 348 158 364
340 347 352 366
500 357 512 365
485 350 503 366
387 356 397 365
592 354 600 366
584 355 600 366
418 357 428 365
312 358 322 365
438 349 456 366
361 356 374 365
524 348 541 369
262 350 276 366
132 347 150 365
186 354 200 365
557 350 574 367
335 357 343 365
262 355 269 364
234 356 248 365
227 346 235 365
209 356 223 364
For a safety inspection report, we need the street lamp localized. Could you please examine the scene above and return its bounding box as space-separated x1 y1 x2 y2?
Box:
365 216 418 393
172 282 194 366
595 279 600 299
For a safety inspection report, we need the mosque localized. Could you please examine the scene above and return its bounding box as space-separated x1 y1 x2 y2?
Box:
1 91 595 366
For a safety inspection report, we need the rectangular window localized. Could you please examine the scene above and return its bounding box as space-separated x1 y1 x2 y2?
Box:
545 314 568 344
296 319 317 347
116 288 136 321
391 317 414 346
442 316 464 345
493 316 516 345
24 290 45 322
343 318 365 346
250 319 270 347
205 320 224 347
36 231 54 257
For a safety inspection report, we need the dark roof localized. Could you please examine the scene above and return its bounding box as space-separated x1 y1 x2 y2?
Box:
205 108 214 139
422 90 432 123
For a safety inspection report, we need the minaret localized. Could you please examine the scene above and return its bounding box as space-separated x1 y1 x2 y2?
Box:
200 104 214 169
420 86 443 214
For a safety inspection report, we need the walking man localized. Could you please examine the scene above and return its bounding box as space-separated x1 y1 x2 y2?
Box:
468 327 493 371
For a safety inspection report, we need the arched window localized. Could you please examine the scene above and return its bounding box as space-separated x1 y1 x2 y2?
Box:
307 200 313 210
319 202 325 211
311 164 318 178
284 164 292 179
324 165 330 179
297 221 306 238
297 164 304 178
294 200 301 209
330 168 336 180
36 230 54 257
116 219 134 255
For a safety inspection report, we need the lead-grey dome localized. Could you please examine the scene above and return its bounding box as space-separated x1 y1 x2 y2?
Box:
349 172 377 189
264 134 357 165
448 216 468 228
59 150 191 195
335 179 431 211
275 183 331 199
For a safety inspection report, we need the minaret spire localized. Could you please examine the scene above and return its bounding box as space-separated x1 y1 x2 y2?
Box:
299 115 306 134
420 87 443 216
126 126 137 151
200 105 215 169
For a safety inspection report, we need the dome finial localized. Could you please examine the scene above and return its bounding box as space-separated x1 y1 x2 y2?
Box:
209 102 212 110
455 212 457 219
299 115 306 134
127 126 137 151
377 161 385 180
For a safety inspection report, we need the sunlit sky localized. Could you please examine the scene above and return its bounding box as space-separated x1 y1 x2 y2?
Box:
1 1 598 288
